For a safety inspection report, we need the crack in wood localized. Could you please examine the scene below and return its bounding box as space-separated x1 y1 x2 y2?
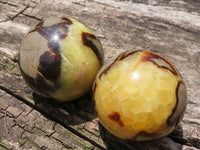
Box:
21 13 42 21
0 84 106 150
52 136 75 149
0 5 29 23
0 0 18 7
16 124 35 134
0 109 16 119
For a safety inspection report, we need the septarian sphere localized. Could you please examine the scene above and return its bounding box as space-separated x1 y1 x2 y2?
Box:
93 50 187 141
19 17 104 101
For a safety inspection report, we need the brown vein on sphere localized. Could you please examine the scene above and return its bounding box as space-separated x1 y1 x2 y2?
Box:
141 51 178 76
61 17 73 25
99 51 141 79
108 112 124 127
82 32 103 65
116 50 178 76
99 50 178 80
98 61 115 79
29 63 45 79
117 50 141 61
140 51 159 62
167 80 183 126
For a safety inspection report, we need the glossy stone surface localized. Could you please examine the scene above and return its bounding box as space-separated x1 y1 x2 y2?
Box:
93 50 187 141
19 17 104 101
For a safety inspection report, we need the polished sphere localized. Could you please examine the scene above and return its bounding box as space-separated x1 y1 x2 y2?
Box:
19 17 104 101
93 50 187 141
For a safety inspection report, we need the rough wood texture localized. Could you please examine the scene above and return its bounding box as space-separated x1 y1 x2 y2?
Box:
0 0 200 150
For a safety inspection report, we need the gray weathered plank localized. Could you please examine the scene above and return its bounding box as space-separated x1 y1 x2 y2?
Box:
0 0 200 149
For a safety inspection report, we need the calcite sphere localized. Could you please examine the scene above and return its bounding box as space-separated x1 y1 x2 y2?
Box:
93 50 187 141
19 17 104 101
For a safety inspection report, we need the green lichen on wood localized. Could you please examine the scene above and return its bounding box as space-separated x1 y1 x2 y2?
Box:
18 137 28 147
0 141 14 150
84 146 95 150
19 138 41 150
0 145 8 150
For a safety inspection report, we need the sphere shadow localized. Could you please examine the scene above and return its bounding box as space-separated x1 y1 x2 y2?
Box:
99 123 183 150
32 92 96 125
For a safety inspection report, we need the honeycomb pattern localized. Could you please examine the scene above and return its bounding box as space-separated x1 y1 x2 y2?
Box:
93 51 187 141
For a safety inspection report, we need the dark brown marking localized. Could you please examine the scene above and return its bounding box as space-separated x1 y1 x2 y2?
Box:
167 81 186 127
116 50 141 61
62 17 73 24
35 19 71 83
140 51 159 62
141 51 178 76
98 62 115 79
98 50 178 80
39 23 69 41
108 112 124 127
82 32 104 65
19 18 74 97
99 50 140 79
38 50 61 81
19 64 55 97
98 54 124 79
34 18 72 41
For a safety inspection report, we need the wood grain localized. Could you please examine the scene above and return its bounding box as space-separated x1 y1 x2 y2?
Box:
0 0 199 149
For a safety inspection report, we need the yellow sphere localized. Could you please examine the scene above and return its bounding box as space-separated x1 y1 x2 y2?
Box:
93 50 187 141
19 17 104 101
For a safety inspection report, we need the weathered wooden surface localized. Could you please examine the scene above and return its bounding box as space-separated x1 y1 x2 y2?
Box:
0 0 200 149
